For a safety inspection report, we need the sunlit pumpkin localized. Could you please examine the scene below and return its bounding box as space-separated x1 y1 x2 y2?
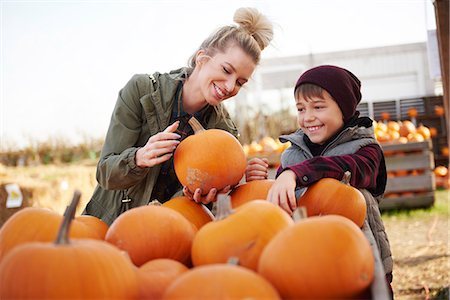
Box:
399 120 416 137
229 179 274 208
162 263 280 299
105 205 196 266
138 259 189 300
0 207 104 262
0 191 139 299
161 196 214 230
174 117 246 195
258 214 374 299
191 196 293 271
434 166 448 177
297 172 366 227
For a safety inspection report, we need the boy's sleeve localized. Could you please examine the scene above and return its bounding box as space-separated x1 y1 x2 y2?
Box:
281 144 387 196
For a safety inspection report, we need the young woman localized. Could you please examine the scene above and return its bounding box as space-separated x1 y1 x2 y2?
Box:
83 7 274 225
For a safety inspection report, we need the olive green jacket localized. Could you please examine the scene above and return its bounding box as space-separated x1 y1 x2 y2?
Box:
83 68 238 225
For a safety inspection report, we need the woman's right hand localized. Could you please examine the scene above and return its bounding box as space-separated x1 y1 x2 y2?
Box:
135 121 181 168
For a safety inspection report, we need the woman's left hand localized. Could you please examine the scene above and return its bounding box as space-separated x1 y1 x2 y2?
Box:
183 185 232 205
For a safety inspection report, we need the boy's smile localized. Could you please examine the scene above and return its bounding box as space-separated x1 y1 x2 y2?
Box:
296 90 344 145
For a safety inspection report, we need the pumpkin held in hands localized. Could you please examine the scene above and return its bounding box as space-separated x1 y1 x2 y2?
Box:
174 117 246 195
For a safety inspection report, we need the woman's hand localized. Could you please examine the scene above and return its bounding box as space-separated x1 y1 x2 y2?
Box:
135 121 181 168
183 185 232 205
266 170 297 215
245 157 269 182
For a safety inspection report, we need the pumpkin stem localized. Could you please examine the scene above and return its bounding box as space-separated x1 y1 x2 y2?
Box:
149 200 162 206
292 206 308 222
188 117 205 134
227 256 240 265
55 190 81 245
341 171 352 185
215 193 234 220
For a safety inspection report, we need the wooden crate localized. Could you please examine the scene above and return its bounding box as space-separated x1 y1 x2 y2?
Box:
380 140 436 210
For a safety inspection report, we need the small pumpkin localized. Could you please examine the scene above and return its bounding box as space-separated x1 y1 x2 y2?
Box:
0 207 105 262
0 191 139 299
75 215 109 239
162 263 280 299
258 214 374 299
191 195 293 271
229 179 274 208
105 205 196 266
297 171 366 227
161 196 214 229
137 258 189 300
174 117 246 195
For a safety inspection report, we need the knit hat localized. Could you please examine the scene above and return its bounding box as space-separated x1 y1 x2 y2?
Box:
294 65 362 122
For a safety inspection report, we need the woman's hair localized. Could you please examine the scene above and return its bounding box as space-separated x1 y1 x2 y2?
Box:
186 7 273 75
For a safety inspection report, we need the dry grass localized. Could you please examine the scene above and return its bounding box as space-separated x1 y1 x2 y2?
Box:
0 162 97 225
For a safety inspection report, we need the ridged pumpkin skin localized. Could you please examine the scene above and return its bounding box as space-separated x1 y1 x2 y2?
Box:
297 175 367 227
174 123 246 194
0 207 104 262
162 264 280 299
0 191 138 300
191 200 293 271
75 215 109 239
0 240 139 299
105 205 196 266
229 179 274 208
258 215 374 299
162 196 214 229
138 258 189 300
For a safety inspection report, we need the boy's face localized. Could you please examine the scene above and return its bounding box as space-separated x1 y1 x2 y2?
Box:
296 90 344 145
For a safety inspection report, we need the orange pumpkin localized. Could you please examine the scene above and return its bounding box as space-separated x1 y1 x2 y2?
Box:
297 172 366 227
0 207 104 262
138 259 189 300
416 124 431 140
0 191 139 299
229 179 274 208
75 215 109 239
434 166 448 177
162 264 280 299
399 120 416 137
258 215 374 299
435 105 444 116
191 196 293 271
174 117 246 195
160 196 214 230
105 205 196 266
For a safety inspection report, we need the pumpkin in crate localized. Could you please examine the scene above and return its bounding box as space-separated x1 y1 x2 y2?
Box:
138 258 189 300
297 171 366 227
0 207 105 262
174 117 246 195
399 120 416 137
162 263 280 299
258 215 374 299
159 196 214 230
105 205 196 267
191 196 293 271
229 179 274 208
0 191 139 299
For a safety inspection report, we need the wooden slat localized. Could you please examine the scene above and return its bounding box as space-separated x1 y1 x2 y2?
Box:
379 193 435 210
385 174 435 193
385 153 434 171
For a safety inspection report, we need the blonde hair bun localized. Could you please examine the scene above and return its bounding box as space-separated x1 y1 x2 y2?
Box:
234 7 273 51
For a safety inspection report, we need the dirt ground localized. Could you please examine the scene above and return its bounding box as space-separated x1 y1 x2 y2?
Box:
383 203 449 299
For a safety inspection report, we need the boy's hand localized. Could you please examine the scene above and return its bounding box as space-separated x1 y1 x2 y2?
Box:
183 185 231 205
267 170 297 215
245 157 269 182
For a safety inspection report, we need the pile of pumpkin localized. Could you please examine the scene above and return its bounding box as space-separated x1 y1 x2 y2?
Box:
374 119 432 144
242 136 290 168
0 118 377 299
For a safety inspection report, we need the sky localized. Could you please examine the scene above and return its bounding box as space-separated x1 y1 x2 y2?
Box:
1 0 437 149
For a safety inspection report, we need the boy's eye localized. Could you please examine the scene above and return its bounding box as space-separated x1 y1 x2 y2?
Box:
223 67 230 74
297 107 305 112
237 80 245 87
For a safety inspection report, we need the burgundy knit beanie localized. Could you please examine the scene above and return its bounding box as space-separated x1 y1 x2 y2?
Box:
294 65 362 122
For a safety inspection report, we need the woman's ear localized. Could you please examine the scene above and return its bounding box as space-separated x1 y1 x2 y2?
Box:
195 50 208 66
